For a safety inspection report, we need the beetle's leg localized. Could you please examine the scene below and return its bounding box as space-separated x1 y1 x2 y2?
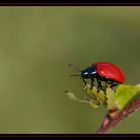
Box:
97 80 102 92
90 78 94 89
82 78 87 89
106 80 118 90
110 82 118 90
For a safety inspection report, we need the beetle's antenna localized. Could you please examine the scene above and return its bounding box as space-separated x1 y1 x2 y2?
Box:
68 64 81 72
70 74 80 77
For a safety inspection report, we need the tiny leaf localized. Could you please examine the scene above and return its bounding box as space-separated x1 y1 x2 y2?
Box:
106 87 116 110
85 84 98 100
91 103 100 109
79 98 100 109
66 91 78 101
97 91 106 105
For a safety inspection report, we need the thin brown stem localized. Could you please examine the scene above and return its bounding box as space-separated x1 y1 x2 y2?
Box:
96 97 140 134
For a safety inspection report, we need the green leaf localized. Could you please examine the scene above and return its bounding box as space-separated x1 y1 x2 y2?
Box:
115 85 140 110
66 84 140 112
97 90 106 105
85 84 107 107
85 84 98 100
106 87 116 110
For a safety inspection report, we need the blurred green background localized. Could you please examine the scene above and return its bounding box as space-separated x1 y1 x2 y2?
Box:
0 6 140 134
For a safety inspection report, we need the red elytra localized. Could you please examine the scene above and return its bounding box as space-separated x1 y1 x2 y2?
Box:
92 62 125 84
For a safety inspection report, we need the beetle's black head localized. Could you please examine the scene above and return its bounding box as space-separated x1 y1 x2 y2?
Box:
80 66 97 79
68 64 97 79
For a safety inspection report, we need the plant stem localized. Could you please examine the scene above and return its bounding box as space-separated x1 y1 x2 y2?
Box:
96 97 140 134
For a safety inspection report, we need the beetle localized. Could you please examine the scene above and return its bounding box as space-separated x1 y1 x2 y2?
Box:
69 62 125 91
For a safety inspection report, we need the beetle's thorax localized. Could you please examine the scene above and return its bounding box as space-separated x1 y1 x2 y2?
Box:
80 66 97 79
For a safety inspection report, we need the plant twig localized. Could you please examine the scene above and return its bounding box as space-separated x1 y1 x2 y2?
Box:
96 96 140 134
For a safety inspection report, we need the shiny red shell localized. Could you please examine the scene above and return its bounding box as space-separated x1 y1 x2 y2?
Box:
92 62 125 83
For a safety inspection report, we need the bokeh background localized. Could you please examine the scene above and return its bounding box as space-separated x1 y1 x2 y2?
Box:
0 6 140 134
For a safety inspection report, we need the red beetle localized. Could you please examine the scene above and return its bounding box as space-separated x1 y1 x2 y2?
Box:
69 62 125 91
